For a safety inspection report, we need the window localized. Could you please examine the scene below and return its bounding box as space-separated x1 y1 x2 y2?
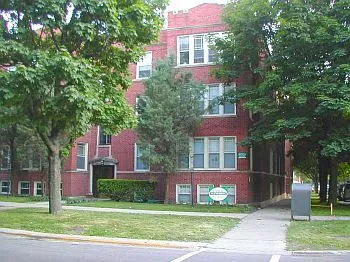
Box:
21 148 41 170
99 126 111 145
220 185 236 205
18 181 30 195
178 152 189 169
176 184 191 203
177 33 224 65
209 138 220 168
191 137 237 170
193 138 204 168
179 36 190 64
197 184 214 204
202 84 236 116
135 144 149 171
1 181 11 194
194 35 204 63
0 146 10 170
137 52 152 79
224 137 236 168
34 182 45 196
77 143 88 170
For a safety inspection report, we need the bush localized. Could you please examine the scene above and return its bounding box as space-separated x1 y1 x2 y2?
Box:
98 179 155 202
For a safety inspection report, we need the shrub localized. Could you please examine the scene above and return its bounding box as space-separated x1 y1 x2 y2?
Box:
97 179 155 202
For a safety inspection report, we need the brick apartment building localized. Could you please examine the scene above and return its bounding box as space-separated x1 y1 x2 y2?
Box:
0 3 292 205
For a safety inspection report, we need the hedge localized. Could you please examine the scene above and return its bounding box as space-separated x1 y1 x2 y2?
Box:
97 179 155 202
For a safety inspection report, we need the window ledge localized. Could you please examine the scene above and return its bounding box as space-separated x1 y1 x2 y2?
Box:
134 169 150 172
175 63 216 68
203 114 237 118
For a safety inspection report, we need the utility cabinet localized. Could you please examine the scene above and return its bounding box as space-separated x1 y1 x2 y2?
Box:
291 183 311 221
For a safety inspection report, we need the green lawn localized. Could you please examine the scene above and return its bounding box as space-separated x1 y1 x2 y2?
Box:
311 194 350 216
0 195 46 203
65 200 255 213
287 220 350 250
0 208 238 242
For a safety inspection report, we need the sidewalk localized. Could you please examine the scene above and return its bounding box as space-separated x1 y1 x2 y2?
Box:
207 199 291 254
0 201 247 219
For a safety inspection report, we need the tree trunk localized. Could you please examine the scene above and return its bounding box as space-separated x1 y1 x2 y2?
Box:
328 159 338 205
48 146 62 214
314 179 319 194
9 125 19 196
319 156 328 203
164 173 169 204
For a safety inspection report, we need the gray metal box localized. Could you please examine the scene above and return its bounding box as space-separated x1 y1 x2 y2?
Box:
291 183 311 221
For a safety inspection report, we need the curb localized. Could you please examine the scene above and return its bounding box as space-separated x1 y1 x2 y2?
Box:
0 228 207 249
292 250 350 255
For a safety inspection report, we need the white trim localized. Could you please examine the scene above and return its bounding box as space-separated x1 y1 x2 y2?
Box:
197 184 214 204
190 136 237 170
134 144 150 172
0 180 11 195
202 83 236 117
176 184 191 204
136 51 152 79
18 181 30 196
33 181 45 196
177 32 225 66
220 184 237 205
0 145 11 170
77 143 88 171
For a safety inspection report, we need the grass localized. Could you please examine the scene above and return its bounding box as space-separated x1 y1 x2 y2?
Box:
0 208 238 242
311 193 350 216
65 199 255 213
0 195 47 203
287 220 350 250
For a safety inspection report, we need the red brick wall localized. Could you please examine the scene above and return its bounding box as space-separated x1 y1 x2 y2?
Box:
168 171 252 203
57 3 292 202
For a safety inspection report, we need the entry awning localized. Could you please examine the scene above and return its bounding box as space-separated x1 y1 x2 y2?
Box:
89 157 118 166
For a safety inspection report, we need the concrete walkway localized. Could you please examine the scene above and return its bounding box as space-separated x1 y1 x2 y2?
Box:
207 199 292 254
0 201 247 218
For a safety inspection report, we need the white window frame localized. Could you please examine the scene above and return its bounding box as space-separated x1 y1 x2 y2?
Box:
34 181 45 196
134 144 150 172
0 145 11 170
197 184 214 204
18 181 30 196
202 83 236 117
220 184 237 205
21 148 41 170
176 184 192 204
77 143 88 171
98 126 111 145
190 137 237 170
177 32 225 66
136 51 152 79
0 180 11 195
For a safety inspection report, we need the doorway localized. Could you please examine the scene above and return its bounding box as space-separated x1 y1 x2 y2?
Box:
92 165 114 197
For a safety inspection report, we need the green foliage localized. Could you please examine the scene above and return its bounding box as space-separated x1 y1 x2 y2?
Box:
338 162 350 183
216 0 350 160
0 0 168 212
136 57 205 173
97 179 155 202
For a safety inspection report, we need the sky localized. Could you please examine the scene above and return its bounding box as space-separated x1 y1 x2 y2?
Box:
167 0 229 11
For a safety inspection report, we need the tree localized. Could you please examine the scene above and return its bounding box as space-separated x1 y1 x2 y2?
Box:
0 0 168 214
215 0 350 205
294 151 319 193
136 58 205 203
